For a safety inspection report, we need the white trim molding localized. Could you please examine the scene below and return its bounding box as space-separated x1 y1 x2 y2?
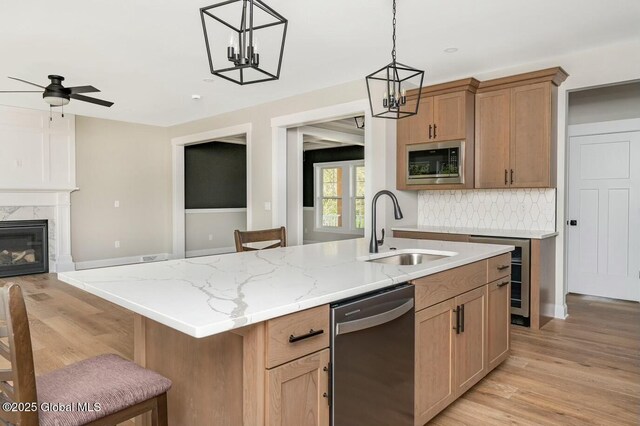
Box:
185 208 247 214
75 252 171 270
271 99 374 238
185 247 236 258
171 123 252 259
568 118 640 137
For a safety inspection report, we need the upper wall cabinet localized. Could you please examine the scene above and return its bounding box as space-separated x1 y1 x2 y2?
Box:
397 78 479 191
475 67 568 189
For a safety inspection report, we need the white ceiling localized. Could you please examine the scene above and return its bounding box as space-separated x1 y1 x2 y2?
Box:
1 0 638 126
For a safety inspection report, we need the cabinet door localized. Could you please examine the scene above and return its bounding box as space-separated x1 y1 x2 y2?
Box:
454 286 487 396
432 92 466 141
475 89 511 188
415 299 456 426
488 279 511 371
510 82 552 187
409 96 434 143
265 349 330 426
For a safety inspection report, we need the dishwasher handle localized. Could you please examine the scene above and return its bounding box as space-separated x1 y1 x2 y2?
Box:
335 298 414 336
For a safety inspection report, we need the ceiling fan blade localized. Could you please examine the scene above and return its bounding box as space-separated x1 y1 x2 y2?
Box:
69 93 114 107
0 90 42 93
67 85 100 94
8 76 45 89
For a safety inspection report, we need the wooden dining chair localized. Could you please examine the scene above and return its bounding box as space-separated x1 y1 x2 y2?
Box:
234 226 287 252
0 283 171 426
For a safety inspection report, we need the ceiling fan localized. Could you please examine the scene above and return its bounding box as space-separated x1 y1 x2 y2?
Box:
0 75 114 108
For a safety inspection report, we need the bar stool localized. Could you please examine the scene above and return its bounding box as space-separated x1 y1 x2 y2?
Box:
234 226 287 252
0 283 171 426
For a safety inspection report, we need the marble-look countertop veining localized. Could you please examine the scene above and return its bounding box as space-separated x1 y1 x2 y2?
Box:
58 237 512 338
392 225 558 240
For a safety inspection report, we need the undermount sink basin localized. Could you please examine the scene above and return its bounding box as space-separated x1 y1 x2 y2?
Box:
361 249 457 266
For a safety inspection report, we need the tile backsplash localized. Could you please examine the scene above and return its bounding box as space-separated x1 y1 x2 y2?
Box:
417 189 556 231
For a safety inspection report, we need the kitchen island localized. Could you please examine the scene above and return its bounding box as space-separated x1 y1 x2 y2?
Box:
58 237 513 425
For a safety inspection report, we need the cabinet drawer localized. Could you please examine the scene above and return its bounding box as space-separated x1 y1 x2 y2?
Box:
487 253 511 282
412 260 487 311
266 305 329 368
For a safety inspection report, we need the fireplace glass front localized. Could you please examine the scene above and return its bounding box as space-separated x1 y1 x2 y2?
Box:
0 220 49 278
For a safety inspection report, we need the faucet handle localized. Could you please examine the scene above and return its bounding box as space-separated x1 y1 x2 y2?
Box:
377 228 385 246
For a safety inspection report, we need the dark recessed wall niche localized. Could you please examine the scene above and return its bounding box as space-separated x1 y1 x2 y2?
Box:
303 145 364 207
185 142 247 209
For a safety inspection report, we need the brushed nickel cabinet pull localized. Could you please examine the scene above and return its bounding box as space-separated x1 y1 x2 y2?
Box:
498 281 510 287
497 265 510 270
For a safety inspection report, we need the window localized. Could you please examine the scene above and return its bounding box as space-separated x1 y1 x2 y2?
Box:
314 160 365 233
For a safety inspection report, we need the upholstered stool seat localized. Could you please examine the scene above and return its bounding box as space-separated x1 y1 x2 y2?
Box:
36 354 171 426
0 284 171 426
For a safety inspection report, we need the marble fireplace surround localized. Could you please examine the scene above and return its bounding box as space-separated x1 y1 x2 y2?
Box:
0 191 74 273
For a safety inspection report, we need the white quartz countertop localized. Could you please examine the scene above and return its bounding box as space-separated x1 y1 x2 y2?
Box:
392 225 558 240
58 237 512 338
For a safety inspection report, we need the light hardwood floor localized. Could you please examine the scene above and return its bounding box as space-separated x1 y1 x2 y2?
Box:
1 274 639 425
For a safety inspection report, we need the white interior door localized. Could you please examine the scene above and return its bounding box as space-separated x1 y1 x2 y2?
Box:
568 125 640 301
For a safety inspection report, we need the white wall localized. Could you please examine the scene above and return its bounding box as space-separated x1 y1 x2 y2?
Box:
568 81 640 125
185 210 245 256
73 116 171 264
0 105 75 190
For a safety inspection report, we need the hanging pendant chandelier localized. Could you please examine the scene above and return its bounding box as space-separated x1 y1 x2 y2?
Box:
200 0 288 85
365 0 424 119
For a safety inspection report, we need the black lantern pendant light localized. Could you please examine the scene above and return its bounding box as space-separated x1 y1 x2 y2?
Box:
366 0 424 119
200 0 288 85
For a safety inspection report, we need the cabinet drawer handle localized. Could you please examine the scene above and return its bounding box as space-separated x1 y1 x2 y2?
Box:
497 265 510 271
433 123 437 138
498 281 510 287
453 306 460 334
428 124 432 139
460 303 465 333
510 169 514 184
504 169 508 185
289 328 324 343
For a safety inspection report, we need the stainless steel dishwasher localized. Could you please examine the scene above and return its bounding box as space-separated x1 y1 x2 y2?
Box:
330 284 414 426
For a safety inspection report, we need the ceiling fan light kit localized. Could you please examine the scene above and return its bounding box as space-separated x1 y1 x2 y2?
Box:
200 0 288 85
0 75 114 117
365 0 424 120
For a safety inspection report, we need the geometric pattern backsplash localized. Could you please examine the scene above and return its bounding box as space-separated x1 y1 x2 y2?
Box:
417 189 556 231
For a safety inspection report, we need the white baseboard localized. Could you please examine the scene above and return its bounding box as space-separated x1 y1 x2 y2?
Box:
186 247 236 258
542 302 568 320
74 253 171 270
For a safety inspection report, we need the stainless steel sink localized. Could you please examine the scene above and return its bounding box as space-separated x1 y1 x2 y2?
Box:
366 252 448 265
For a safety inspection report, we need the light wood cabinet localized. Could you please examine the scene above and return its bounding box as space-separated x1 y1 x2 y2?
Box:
488 278 511 370
414 299 456 426
453 286 487 395
396 79 479 191
475 67 567 189
413 256 510 425
265 349 330 426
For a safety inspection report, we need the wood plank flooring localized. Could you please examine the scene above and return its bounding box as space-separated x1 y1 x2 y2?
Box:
1 274 639 425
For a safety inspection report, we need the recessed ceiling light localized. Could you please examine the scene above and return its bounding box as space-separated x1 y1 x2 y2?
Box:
192 94 201 100
444 47 459 53
202 78 215 83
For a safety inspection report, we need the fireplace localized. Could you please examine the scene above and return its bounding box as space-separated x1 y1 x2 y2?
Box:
0 220 49 278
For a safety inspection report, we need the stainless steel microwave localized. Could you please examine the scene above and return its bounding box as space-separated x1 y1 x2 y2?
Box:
406 140 464 185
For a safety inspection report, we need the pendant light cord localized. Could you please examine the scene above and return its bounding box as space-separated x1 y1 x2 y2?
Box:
391 0 397 63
